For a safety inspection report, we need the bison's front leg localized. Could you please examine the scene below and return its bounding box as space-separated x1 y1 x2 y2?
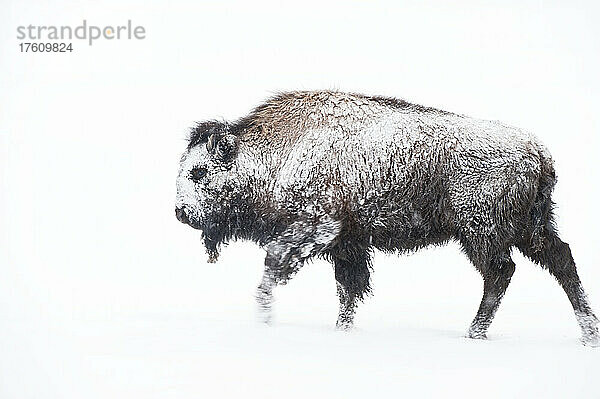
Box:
256 215 341 324
331 246 372 330
255 252 304 324
256 264 275 324
335 282 356 330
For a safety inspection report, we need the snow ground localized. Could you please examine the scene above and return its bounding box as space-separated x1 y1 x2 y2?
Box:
5 317 598 399
2 242 599 398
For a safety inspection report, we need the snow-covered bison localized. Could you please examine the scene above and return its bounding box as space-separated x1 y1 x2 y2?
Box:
176 90 599 346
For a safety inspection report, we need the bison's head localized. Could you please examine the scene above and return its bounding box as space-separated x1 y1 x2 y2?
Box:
176 121 240 262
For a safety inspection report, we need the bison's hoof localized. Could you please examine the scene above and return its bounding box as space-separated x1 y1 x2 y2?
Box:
467 330 487 340
257 306 273 325
581 334 600 348
258 313 272 325
335 320 354 331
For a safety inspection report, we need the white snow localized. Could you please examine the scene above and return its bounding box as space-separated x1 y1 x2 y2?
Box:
2 240 598 398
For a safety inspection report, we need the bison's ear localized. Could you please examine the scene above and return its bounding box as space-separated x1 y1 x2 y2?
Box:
207 133 239 163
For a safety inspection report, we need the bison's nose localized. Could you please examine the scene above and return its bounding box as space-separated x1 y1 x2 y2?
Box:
175 207 189 224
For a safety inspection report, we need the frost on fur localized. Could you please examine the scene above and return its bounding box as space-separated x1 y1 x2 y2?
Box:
175 90 598 346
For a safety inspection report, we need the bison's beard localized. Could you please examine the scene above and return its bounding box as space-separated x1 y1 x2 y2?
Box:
200 215 230 264
204 236 219 263
202 231 220 263
198 194 265 264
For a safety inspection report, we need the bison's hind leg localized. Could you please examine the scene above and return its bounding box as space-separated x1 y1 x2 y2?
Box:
517 230 599 346
463 240 516 340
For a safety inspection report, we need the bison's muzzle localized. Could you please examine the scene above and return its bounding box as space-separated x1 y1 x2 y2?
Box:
175 207 201 230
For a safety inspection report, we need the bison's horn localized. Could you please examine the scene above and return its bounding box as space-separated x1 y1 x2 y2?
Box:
207 134 217 152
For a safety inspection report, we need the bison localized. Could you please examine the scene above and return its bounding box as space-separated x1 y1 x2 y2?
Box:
175 90 599 346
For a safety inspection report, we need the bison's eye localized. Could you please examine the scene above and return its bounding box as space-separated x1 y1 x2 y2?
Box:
190 166 208 181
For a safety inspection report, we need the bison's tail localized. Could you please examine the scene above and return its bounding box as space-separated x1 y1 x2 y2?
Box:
523 142 558 252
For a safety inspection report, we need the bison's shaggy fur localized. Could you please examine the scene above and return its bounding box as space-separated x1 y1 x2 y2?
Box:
176 90 599 345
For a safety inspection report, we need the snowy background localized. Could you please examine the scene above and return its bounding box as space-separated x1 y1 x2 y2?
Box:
2 1 600 398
